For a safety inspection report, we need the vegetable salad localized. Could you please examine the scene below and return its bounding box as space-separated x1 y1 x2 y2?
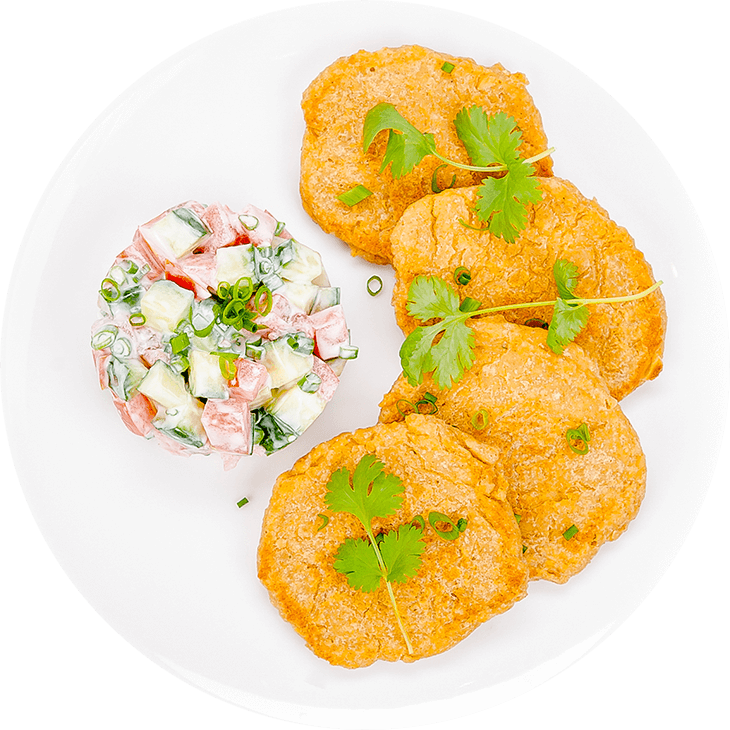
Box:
91 201 356 469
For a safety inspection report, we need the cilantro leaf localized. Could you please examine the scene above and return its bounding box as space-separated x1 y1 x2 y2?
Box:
454 106 543 243
363 103 437 178
552 258 580 300
406 274 461 321
545 259 590 354
453 108 522 168
333 537 383 593
474 157 543 244
546 298 590 354
400 276 476 389
379 525 426 585
324 454 404 526
428 318 476 390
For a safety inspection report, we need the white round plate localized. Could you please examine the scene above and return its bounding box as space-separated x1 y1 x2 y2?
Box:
3 2 727 728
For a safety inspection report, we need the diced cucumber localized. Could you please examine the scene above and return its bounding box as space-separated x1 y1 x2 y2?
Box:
310 286 340 314
281 239 323 284
278 281 319 313
140 207 209 260
137 359 188 409
266 384 326 435
140 280 194 333
260 337 314 388
215 244 256 287
153 396 207 448
189 349 229 399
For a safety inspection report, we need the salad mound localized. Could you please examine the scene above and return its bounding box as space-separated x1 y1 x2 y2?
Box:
91 200 356 469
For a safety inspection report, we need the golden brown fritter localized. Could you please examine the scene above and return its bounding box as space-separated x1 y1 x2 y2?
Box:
389 178 666 401
379 318 647 584
257 415 528 668
300 45 553 264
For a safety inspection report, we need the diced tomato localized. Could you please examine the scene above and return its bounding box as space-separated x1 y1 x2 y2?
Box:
199 202 249 252
119 231 165 281
110 391 156 437
201 390 252 456
234 359 270 401
309 305 349 360
176 251 217 297
92 349 110 390
311 357 339 402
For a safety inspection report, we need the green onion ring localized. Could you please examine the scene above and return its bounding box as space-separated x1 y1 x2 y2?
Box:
453 266 472 286
129 312 147 327
410 515 426 531
565 424 590 454
366 275 383 296
100 278 121 302
316 513 330 532
216 281 231 299
396 399 417 418
232 276 254 301
471 409 489 430
218 354 238 381
428 511 460 541
253 286 273 316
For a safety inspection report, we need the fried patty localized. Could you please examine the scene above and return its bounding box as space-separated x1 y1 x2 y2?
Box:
300 45 553 264
257 415 528 668
379 318 647 584
389 178 666 401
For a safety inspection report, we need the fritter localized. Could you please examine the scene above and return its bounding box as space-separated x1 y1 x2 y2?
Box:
257 415 528 668
300 45 553 264
389 178 666 401
379 318 647 584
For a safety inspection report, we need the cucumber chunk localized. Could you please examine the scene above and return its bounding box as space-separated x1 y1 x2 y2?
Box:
141 280 194 333
137 360 188 409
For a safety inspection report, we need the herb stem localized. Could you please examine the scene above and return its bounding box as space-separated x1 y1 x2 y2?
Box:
431 146 556 176
442 280 664 325
364 523 414 655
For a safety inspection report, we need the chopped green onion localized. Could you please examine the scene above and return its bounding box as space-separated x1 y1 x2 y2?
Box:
415 392 438 415
91 327 118 350
316 513 330 532
218 353 238 381
338 344 359 360
453 266 472 286
566 423 591 454
170 332 190 354
245 342 264 360
396 399 417 418
274 220 286 236
110 337 132 358
428 511 460 541
231 276 254 301
129 312 147 327
239 214 259 230
410 515 426 530
100 277 121 302
298 372 322 393
471 409 489 430
338 184 373 207
237 497 249 508
456 518 468 533
563 524 579 541
287 332 315 355
522 544 528 553
441 61 455 73
366 275 383 296
514 514 522 524
431 163 456 193
252 286 273 316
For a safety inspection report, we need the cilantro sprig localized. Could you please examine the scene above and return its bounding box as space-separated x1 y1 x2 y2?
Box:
363 103 553 242
324 455 426 654
400 260 663 389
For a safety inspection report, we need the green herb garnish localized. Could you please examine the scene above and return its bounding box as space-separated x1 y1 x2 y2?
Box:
325 455 426 654
399 261 663 389
563 524 579 541
363 103 553 242
565 423 591 454
338 184 373 207
366 275 383 296
441 61 455 73
237 497 249 508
